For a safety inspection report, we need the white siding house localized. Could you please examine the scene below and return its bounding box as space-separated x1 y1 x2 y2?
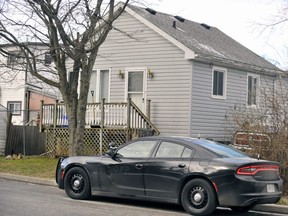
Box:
91 4 283 142
1 4 283 144
0 43 60 125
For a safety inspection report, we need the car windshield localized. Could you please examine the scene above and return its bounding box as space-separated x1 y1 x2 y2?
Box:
192 139 249 158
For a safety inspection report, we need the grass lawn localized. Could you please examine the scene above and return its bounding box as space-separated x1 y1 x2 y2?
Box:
0 156 58 179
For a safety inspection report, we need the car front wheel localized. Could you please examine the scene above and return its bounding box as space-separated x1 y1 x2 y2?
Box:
181 179 217 216
64 167 91 200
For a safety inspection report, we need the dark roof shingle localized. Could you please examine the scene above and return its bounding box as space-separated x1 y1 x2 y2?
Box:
128 4 280 71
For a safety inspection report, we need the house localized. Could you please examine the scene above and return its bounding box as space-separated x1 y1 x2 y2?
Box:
87 3 282 142
0 43 60 126
0 105 7 155
5 3 283 152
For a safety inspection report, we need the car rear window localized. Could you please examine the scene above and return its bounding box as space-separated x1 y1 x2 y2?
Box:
192 139 249 158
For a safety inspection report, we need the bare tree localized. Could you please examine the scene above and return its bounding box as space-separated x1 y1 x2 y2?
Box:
253 0 288 70
0 0 130 156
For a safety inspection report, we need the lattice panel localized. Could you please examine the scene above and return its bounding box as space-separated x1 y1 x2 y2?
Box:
46 128 127 156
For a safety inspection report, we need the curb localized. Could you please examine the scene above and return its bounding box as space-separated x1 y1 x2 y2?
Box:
1 172 287 214
0 173 57 187
253 204 288 214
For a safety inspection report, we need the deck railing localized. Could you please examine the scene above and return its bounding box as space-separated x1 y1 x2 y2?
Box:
40 99 159 135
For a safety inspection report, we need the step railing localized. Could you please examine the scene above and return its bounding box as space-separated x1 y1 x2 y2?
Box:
40 99 159 137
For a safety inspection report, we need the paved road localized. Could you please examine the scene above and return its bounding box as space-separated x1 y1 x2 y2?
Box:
0 179 286 216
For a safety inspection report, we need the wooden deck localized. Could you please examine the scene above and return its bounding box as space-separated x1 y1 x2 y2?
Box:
40 98 159 137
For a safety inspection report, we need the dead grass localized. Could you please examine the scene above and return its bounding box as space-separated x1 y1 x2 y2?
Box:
0 156 58 179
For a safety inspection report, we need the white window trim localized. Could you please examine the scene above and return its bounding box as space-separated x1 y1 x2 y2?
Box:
211 66 227 100
247 73 260 107
7 101 22 115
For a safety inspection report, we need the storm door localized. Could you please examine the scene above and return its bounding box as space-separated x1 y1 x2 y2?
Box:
125 69 147 113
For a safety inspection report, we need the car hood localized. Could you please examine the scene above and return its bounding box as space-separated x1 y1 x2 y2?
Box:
61 155 103 167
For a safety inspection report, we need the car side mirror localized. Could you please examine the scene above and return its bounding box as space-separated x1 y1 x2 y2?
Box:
105 142 117 157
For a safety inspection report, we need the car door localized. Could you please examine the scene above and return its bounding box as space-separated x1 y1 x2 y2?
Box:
144 141 194 199
99 140 157 196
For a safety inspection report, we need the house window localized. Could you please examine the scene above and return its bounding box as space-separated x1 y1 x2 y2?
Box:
212 67 227 99
7 52 23 67
7 101 21 115
44 52 52 65
247 74 259 106
89 69 110 103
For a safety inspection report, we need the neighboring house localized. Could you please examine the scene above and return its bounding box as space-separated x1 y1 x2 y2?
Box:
88 3 283 142
0 43 60 125
0 105 7 155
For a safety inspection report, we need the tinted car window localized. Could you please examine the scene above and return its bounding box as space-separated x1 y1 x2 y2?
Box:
155 142 192 158
182 147 193 158
192 139 249 158
117 141 156 158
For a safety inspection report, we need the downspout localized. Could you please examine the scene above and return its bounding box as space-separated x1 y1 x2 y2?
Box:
23 63 28 156
188 60 193 137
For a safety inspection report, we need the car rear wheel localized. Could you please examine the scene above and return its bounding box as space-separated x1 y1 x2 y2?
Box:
64 167 90 200
181 179 217 216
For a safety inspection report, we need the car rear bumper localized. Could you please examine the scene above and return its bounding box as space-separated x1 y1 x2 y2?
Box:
216 176 283 207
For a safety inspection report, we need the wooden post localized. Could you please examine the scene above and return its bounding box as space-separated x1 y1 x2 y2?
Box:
39 100 44 132
100 98 105 154
53 100 58 129
126 98 131 141
147 99 151 120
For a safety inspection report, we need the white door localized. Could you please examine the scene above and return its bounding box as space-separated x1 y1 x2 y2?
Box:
88 69 110 103
126 69 147 113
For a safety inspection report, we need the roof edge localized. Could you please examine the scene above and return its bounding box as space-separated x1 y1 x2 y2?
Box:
195 55 284 75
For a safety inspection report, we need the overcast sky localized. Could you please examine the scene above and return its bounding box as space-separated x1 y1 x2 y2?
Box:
145 0 288 69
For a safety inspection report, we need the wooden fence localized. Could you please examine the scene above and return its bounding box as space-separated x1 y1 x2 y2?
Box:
5 125 46 155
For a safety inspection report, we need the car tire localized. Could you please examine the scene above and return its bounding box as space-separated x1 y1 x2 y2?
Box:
64 167 91 200
181 178 217 216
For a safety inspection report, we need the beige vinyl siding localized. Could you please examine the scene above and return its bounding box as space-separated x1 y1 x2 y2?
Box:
95 11 192 136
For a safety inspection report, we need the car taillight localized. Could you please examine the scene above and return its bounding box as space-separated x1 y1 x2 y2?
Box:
236 165 279 175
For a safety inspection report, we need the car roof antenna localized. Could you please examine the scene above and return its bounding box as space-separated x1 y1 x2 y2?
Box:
257 153 260 160
198 133 201 139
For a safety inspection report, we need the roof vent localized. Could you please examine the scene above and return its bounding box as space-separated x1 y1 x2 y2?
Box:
145 8 157 15
201 23 211 30
174 15 185 22
173 20 176 28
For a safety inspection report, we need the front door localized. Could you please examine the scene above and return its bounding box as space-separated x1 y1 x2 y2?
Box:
126 69 147 113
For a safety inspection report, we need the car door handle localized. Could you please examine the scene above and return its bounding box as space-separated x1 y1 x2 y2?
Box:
135 164 143 169
178 164 186 168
